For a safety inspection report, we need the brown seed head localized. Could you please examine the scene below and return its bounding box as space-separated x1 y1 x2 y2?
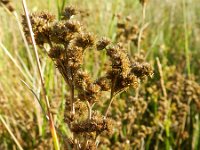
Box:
48 45 65 59
106 44 131 78
62 6 77 20
131 62 153 79
96 37 111 51
74 33 95 49
96 76 111 91
22 12 55 45
71 117 112 134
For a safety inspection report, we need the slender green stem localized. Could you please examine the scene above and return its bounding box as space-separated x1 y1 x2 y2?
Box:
137 3 147 53
13 11 35 69
104 92 114 118
22 0 60 149
183 0 190 76
61 0 67 13
0 42 32 84
56 0 61 19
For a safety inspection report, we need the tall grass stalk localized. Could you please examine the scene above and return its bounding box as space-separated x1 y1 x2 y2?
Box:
13 11 35 69
56 0 67 20
21 0 60 149
0 42 32 84
137 2 148 53
156 57 171 150
0 115 24 150
182 0 190 76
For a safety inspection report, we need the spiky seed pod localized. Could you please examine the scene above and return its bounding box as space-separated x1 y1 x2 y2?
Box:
22 12 55 45
66 45 84 69
75 71 92 90
106 44 131 78
74 33 95 49
96 76 111 91
71 118 112 134
131 62 153 79
107 71 138 93
96 37 111 51
74 71 101 103
49 20 81 45
87 83 101 94
48 45 65 59
65 20 81 33
62 6 77 20
77 83 101 104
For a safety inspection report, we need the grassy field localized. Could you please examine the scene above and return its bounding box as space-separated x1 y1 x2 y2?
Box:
0 0 200 149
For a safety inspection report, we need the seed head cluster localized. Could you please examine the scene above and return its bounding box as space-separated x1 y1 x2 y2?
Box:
22 6 152 149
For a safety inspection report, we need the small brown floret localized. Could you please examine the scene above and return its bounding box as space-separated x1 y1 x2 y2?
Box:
96 37 111 51
62 6 77 20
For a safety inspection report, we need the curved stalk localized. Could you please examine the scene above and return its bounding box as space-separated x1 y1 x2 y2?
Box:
22 0 60 149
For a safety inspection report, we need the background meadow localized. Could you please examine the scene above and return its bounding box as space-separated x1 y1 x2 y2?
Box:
0 0 200 149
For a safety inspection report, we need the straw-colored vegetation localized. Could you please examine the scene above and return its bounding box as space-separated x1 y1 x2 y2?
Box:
0 0 200 150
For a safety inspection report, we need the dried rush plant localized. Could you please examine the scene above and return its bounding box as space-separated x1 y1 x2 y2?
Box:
22 6 153 149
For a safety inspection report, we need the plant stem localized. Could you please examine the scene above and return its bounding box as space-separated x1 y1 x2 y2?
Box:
182 0 190 77
104 92 114 119
70 85 75 116
142 3 146 25
156 57 167 99
0 115 24 150
22 0 60 149
137 3 147 53
86 101 92 120
13 11 35 69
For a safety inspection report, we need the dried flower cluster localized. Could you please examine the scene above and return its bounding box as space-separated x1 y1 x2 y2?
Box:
97 60 200 149
116 15 146 47
168 73 200 131
22 6 152 149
